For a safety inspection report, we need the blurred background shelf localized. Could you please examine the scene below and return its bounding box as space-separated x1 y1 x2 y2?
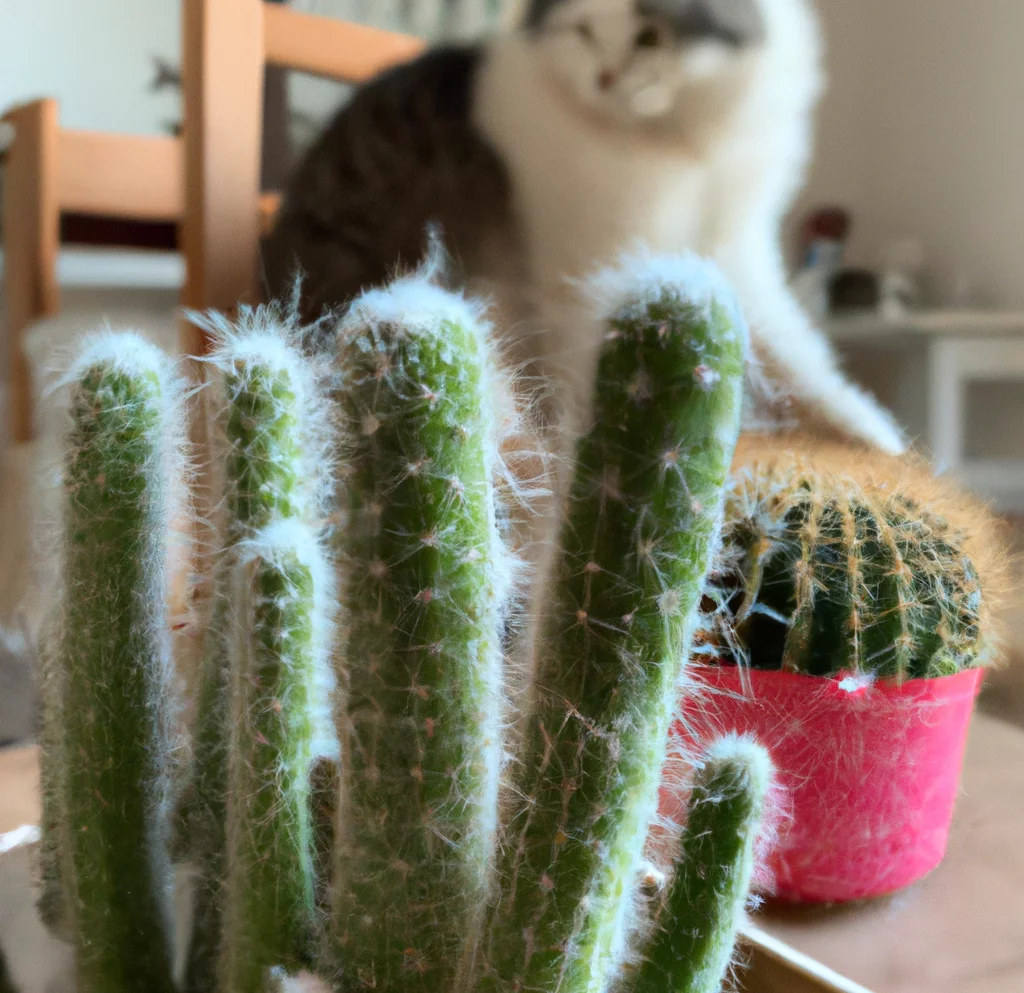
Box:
829 310 1024 510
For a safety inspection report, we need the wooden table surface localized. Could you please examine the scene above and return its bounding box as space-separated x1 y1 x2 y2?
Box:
3 714 1023 993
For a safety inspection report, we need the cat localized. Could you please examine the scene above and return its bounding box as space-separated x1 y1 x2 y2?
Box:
263 0 906 455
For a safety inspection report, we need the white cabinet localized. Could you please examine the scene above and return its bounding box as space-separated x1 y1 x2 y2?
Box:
829 310 1024 509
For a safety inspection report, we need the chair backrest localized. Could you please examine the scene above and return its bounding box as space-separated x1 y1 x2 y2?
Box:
180 0 423 356
2 3 420 441
1 99 183 442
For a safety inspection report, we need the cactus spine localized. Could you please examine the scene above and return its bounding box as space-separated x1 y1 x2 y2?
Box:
634 736 771 993
718 449 996 680
221 521 333 992
55 334 184 993
483 255 748 993
183 313 335 992
332 271 512 993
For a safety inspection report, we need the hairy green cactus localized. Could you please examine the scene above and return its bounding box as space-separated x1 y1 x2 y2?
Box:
220 521 334 993
31 259 776 993
35 620 71 938
182 311 334 993
634 736 772 993
330 271 514 993
714 444 1001 680
482 255 749 993
54 334 185 993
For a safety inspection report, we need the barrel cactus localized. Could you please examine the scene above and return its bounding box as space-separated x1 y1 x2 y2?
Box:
711 438 1006 680
25 253 773 993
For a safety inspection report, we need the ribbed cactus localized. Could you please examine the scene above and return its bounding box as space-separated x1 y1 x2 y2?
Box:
330 270 513 993
482 255 749 993
52 334 185 993
634 737 772 993
181 311 335 993
715 441 1001 680
220 520 334 993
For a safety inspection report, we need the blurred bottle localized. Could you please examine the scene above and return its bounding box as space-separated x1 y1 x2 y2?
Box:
792 207 851 321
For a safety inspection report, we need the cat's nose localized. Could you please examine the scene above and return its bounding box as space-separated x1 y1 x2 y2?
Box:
598 69 617 91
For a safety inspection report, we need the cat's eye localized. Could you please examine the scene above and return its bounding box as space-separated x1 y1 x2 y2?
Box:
576 22 594 42
635 24 662 49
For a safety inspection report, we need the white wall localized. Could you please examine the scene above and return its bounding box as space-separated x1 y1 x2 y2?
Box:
1 0 181 135
800 0 1024 308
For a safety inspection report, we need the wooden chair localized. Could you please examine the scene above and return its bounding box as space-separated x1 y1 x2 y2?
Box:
2 5 420 440
1 100 183 442
179 0 424 356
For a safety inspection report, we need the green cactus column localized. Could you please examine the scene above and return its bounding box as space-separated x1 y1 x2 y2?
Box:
220 521 334 993
58 334 184 993
633 736 772 993
182 311 333 993
35 620 70 938
484 255 748 993
332 273 513 993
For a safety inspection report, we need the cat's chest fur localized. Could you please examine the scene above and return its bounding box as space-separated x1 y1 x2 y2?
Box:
475 38 714 293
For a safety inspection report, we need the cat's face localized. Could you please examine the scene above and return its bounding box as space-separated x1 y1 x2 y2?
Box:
523 0 776 129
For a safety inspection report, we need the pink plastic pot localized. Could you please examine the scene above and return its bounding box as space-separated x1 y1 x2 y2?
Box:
662 664 983 904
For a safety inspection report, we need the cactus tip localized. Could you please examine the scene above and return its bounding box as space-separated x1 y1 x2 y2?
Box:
587 250 747 336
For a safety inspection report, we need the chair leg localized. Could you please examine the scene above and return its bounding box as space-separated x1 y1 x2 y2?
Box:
180 0 265 358
2 99 61 444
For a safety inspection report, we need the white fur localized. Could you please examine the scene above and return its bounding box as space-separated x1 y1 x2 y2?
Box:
586 248 747 336
235 518 339 761
474 0 906 453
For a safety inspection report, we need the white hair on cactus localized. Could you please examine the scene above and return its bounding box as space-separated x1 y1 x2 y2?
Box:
701 731 775 785
585 249 749 351
197 306 337 530
265 968 334 993
339 235 489 341
57 330 192 837
60 330 182 392
236 518 338 760
343 275 490 340
56 330 194 530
